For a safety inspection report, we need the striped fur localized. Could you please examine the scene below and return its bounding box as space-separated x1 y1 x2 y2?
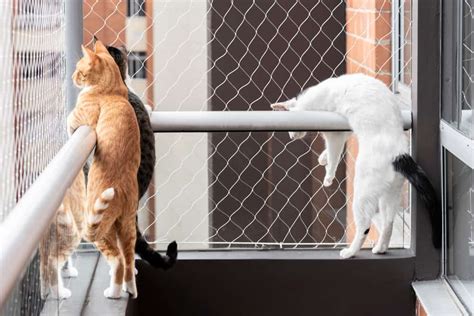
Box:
40 170 86 299
67 40 141 299
106 44 177 270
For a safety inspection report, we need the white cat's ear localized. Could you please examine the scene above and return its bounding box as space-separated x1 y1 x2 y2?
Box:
271 103 289 111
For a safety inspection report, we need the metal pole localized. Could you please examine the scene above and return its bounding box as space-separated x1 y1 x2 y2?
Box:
65 0 83 113
149 110 413 132
0 126 96 308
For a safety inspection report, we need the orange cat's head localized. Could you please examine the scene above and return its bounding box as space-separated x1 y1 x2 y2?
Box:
72 40 122 89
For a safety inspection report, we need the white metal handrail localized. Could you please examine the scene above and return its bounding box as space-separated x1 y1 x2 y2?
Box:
0 126 96 307
150 110 413 132
0 110 413 308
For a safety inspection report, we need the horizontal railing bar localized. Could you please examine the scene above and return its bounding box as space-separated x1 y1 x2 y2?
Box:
0 126 96 308
0 110 412 307
150 110 413 132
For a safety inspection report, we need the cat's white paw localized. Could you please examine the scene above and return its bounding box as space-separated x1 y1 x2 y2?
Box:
104 284 122 299
135 267 138 275
323 176 334 187
339 248 356 259
62 266 78 278
318 152 328 166
372 244 387 254
50 286 72 300
123 279 138 299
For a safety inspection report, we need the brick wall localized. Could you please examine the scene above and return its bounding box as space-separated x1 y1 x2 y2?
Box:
345 0 393 244
83 0 126 46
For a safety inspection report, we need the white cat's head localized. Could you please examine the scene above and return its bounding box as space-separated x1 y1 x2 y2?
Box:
270 98 307 140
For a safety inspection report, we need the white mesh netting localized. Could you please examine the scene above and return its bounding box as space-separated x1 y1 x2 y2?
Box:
0 0 66 314
82 0 412 250
462 0 473 137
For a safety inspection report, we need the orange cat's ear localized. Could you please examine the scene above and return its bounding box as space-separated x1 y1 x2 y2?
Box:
94 40 108 54
81 45 96 61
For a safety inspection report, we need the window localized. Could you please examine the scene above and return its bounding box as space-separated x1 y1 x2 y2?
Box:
443 0 473 139
128 51 147 79
127 0 145 17
444 152 473 311
392 0 412 97
441 0 474 313
461 0 473 138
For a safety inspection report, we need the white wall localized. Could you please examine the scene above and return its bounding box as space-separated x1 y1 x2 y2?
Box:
151 0 209 249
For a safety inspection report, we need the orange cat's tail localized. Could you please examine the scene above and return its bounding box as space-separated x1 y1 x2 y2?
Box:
86 188 115 241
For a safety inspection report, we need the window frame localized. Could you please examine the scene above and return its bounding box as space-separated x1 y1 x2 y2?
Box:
440 0 474 312
127 0 146 17
127 51 147 79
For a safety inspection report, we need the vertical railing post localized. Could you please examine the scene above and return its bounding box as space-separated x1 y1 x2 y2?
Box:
65 0 83 113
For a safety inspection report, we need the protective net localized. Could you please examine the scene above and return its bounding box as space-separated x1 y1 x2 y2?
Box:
82 0 412 250
461 0 473 137
0 0 67 314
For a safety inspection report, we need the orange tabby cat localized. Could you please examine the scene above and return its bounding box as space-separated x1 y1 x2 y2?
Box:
67 40 141 299
40 170 85 299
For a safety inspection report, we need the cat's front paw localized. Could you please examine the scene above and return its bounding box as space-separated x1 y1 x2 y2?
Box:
62 266 78 278
50 287 72 300
339 248 356 259
104 285 122 299
323 175 334 187
318 151 328 166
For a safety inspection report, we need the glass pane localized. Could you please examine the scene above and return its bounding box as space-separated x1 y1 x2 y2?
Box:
445 151 474 312
462 0 474 138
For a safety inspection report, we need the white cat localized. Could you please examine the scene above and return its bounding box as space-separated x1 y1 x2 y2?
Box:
271 73 440 258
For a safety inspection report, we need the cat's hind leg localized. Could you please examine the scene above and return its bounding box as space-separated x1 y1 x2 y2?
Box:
62 256 79 278
372 179 403 254
48 259 72 299
95 230 124 299
117 218 138 299
340 195 377 259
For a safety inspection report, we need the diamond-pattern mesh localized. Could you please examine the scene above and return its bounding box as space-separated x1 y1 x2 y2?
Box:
81 0 412 250
0 1 66 314
462 0 473 137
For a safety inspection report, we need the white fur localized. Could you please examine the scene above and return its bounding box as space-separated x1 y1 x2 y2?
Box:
88 212 103 224
62 257 79 278
272 74 407 258
91 188 115 223
104 258 122 299
123 279 138 299
49 269 72 299
101 187 115 200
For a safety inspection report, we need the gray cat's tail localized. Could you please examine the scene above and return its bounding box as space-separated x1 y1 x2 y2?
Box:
392 154 441 248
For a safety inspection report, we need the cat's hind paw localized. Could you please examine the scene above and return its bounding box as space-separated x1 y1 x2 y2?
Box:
371 244 388 254
339 248 356 259
104 285 122 299
123 279 138 299
62 266 78 278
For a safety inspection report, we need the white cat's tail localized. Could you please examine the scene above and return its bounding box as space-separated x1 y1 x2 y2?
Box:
86 188 115 241
392 154 441 248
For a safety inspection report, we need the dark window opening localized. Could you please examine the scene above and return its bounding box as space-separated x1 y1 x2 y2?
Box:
127 0 146 17
128 51 147 79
